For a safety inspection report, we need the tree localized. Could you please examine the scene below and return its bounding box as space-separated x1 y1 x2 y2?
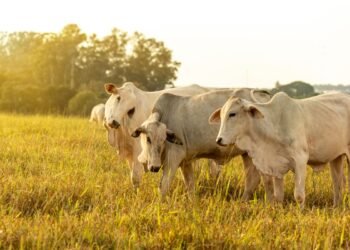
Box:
272 81 316 98
57 24 86 88
76 33 110 85
104 28 128 84
76 28 128 86
0 31 44 86
0 25 181 114
125 32 180 90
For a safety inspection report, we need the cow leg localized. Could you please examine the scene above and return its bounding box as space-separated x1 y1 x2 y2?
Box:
261 175 274 202
159 165 178 201
180 161 195 196
346 154 350 193
294 161 307 209
208 160 222 180
342 156 346 193
159 151 185 201
131 147 144 191
241 154 261 201
273 177 284 203
330 155 344 207
131 161 144 190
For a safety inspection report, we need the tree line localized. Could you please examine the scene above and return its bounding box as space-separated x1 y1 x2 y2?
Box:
0 24 180 115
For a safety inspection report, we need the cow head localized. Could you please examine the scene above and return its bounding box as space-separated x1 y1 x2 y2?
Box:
209 97 264 147
104 82 137 129
131 112 183 172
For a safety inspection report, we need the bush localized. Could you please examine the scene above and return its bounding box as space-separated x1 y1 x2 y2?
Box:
0 84 78 114
0 85 44 113
68 90 100 116
43 86 77 113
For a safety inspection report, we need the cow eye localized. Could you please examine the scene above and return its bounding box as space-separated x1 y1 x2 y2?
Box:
147 136 151 144
117 96 121 102
229 113 236 118
127 107 135 118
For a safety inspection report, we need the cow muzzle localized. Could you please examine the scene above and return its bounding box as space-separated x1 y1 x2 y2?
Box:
149 165 161 173
108 120 120 129
216 137 227 147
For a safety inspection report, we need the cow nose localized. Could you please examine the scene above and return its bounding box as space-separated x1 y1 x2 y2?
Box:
108 120 120 129
216 137 226 146
149 166 161 173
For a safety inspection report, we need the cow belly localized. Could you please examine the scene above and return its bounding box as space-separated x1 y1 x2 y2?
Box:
186 147 241 163
308 145 346 165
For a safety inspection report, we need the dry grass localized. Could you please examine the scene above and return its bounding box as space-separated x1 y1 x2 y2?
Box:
1 113 350 248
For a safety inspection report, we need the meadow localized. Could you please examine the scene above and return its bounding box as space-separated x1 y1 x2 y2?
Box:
1 113 350 248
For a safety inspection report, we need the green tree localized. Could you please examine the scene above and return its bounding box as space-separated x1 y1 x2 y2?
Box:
125 32 180 90
0 31 44 86
57 24 87 88
0 25 181 114
104 28 128 84
76 33 110 85
32 25 87 89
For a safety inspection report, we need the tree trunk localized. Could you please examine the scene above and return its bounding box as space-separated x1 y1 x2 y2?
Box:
50 64 54 85
70 57 75 89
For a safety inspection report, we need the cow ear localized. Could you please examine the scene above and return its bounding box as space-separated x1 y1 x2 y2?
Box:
131 127 145 138
209 108 221 124
166 129 183 145
245 105 264 119
105 83 118 94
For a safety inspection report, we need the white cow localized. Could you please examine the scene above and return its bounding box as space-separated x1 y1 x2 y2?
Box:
104 82 210 189
212 91 350 207
90 103 105 125
131 89 274 200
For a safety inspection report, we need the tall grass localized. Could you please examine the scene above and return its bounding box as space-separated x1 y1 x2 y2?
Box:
0 113 350 248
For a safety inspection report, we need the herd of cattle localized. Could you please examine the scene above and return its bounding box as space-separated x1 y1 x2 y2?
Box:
89 82 350 208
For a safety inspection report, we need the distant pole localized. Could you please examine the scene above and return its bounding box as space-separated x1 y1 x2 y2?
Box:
245 69 249 87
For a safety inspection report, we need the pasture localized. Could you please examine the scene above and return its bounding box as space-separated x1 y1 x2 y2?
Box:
1 113 350 248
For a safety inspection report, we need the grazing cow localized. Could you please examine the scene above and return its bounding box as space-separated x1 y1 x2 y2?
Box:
212 91 350 207
131 89 274 200
104 82 210 189
90 103 105 125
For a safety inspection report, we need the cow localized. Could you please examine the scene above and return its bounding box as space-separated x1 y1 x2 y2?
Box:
104 82 212 189
90 103 105 125
131 89 275 201
211 91 350 207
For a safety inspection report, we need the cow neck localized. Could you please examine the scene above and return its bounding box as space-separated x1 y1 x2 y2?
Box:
138 90 160 115
124 89 160 135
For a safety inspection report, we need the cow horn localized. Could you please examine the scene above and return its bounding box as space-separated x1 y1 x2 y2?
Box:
250 89 271 103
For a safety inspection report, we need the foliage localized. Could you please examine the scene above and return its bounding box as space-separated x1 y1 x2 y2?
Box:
0 85 76 114
1 113 350 248
125 32 181 91
0 24 180 114
68 90 100 116
271 81 317 98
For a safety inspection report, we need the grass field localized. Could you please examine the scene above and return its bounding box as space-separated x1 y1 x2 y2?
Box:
1 113 350 248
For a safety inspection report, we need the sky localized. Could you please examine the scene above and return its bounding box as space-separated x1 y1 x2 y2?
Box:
1 0 350 88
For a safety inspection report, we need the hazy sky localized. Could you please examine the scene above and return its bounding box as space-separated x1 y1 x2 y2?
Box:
1 0 350 88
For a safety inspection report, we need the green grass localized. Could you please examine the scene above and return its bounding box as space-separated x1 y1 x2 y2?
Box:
1 113 350 248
